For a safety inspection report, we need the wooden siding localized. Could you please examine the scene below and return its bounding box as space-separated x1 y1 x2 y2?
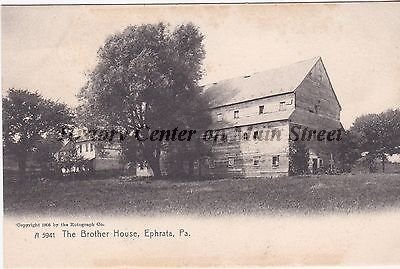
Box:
292 59 341 127
202 121 290 177
288 59 342 173
211 93 295 129
160 57 343 178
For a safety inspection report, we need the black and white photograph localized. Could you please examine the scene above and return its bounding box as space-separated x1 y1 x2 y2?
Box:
2 2 400 268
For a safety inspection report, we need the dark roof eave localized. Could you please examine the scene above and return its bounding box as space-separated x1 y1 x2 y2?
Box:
210 119 290 131
209 90 294 109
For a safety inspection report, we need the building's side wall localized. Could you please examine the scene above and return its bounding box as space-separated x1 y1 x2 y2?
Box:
93 144 123 171
292 59 341 129
211 93 295 129
75 141 96 159
202 121 290 178
93 158 123 171
289 59 342 174
74 140 123 172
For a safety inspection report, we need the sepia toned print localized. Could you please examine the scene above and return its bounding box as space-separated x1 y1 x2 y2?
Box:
2 3 400 268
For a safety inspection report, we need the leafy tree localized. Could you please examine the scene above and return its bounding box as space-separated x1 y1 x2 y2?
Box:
332 130 361 172
164 135 212 177
288 139 310 175
32 134 64 174
78 23 211 177
317 129 362 173
3 88 73 175
351 108 400 172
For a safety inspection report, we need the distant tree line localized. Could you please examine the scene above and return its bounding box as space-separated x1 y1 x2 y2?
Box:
288 109 400 175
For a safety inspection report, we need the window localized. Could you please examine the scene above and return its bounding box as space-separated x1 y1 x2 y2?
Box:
193 160 199 169
279 101 286 111
234 127 241 141
314 104 320 114
228 157 235 168
243 132 249 141
207 158 216 169
221 132 228 143
272 155 280 167
253 130 259 140
233 110 239 119
217 113 223 122
90 143 94 152
253 156 261 166
259 105 264 114
85 143 88 152
79 144 82 154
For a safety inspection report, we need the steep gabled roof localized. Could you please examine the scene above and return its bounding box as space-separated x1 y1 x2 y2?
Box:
203 57 320 108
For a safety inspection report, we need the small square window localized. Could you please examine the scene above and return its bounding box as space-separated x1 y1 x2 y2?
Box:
253 130 259 140
217 113 223 122
207 158 216 169
314 104 320 114
253 156 260 166
272 155 280 167
259 105 264 114
220 132 228 143
228 157 235 167
234 127 241 140
279 101 286 111
234 110 239 119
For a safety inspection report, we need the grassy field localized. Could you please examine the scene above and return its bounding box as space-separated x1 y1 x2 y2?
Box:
4 173 400 216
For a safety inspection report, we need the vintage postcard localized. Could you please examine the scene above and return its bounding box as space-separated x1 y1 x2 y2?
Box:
2 2 400 268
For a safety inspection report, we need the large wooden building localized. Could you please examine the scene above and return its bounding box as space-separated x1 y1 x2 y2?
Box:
57 57 342 178
201 56 343 177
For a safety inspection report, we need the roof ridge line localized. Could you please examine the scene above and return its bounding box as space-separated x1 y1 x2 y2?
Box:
292 56 321 93
202 56 321 88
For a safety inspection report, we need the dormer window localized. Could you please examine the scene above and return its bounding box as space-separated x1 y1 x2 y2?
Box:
233 110 239 119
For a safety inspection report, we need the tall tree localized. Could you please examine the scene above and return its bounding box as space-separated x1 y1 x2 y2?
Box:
3 88 73 175
351 108 400 172
323 129 361 173
288 140 310 175
78 23 211 177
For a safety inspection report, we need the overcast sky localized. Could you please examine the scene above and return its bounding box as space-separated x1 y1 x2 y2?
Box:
2 3 400 128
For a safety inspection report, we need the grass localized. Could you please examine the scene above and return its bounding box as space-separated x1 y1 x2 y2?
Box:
4 173 400 216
